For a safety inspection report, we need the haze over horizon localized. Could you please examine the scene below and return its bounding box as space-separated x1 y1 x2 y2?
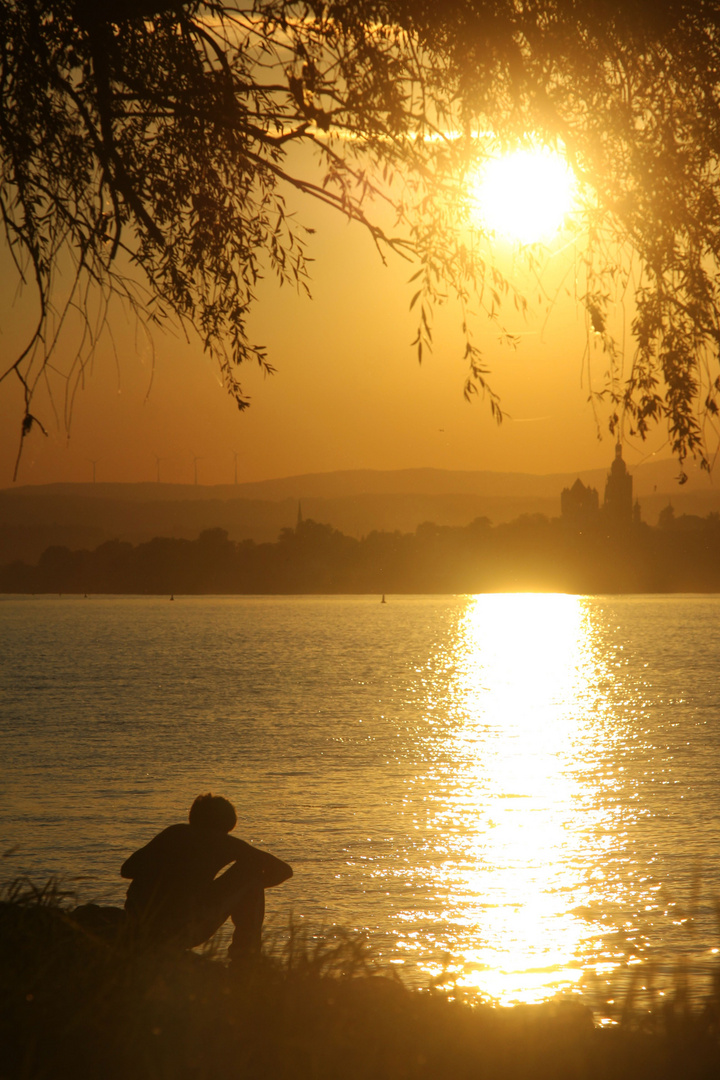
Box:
0 183 682 491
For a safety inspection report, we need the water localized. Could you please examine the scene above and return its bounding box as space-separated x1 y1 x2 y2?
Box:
2 593 720 1012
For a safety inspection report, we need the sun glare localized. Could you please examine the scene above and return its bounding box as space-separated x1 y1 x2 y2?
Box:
470 147 577 244
402 593 612 1004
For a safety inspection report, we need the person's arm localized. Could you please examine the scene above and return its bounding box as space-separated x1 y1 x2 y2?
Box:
227 836 293 887
256 848 293 887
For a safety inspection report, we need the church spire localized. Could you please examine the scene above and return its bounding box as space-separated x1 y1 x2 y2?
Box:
604 442 633 526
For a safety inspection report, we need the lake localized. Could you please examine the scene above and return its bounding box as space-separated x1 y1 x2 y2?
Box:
2 593 719 1013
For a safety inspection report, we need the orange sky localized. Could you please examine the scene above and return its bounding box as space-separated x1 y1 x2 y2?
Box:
0 194 672 489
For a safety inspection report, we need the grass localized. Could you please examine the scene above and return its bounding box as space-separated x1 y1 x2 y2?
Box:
1 878 720 1079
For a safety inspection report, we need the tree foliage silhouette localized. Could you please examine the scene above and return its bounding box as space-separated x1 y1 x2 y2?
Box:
2 1 720 474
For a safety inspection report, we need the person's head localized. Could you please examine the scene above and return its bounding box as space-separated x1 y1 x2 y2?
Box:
188 793 237 833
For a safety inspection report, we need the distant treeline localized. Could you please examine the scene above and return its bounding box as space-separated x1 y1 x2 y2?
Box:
3 511 720 594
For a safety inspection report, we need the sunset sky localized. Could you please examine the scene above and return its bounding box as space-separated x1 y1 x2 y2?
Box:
0 169 672 490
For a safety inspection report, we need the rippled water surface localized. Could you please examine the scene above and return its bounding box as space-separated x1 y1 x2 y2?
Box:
2 593 720 1008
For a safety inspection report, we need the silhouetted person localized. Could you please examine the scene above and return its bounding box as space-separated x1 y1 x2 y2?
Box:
121 794 292 959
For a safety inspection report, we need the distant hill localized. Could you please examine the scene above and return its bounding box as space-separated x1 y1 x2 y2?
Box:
2 457 714 501
2 460 719 565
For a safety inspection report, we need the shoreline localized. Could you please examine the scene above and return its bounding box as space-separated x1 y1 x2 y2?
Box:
3 881 720 1080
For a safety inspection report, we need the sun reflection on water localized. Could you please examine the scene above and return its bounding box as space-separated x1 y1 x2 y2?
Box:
402 593 614 1004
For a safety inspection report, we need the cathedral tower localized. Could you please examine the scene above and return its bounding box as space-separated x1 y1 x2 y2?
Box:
603 442 633 526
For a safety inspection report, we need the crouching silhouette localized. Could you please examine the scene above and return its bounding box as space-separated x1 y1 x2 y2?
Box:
121 794 292 960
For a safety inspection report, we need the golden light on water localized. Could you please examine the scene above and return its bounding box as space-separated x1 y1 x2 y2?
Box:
470 147 577 244
453 595 590 1001
400 593 618 1005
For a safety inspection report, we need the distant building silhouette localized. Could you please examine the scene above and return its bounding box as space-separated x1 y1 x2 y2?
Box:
561 443 638 529
658 501 675 529
603 442 633 526
561 478 599 528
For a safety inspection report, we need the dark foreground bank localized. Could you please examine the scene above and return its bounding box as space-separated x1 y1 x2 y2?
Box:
2 880 719 1080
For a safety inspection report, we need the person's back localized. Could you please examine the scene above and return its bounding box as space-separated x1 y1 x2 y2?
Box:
121 794 292 956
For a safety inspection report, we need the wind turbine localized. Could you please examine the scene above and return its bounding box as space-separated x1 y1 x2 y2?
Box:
153 454 162 483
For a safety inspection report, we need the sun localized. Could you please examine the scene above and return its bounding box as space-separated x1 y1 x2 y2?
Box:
469 146 577 245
